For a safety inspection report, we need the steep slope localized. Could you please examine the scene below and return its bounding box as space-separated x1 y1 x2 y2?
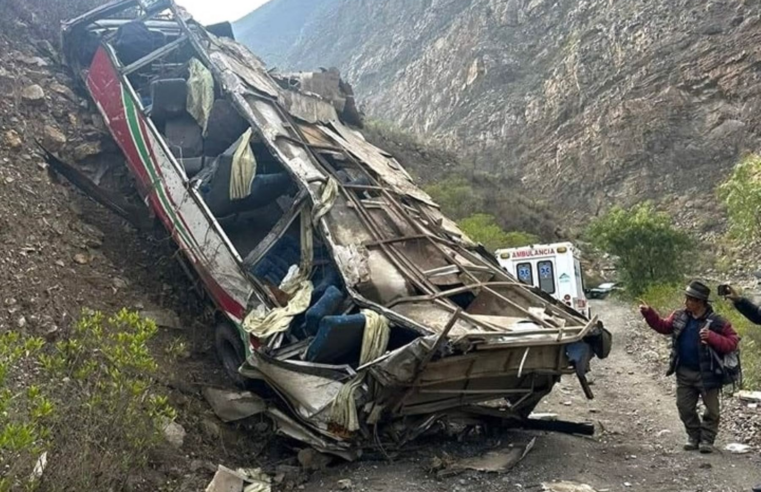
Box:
233 0 339 68
237 0 761 230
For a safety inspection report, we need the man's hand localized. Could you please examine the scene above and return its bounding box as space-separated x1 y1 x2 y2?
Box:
638 299 650 315
700 327 710 344
724 285 741 302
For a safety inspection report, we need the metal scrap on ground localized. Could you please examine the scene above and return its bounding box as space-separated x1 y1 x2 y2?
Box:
59 0 613 459
202 387 267 423
205 466 271 492
435 437 536 477
542 482 598 492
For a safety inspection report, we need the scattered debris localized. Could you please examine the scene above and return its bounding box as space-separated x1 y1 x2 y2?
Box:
21 84 45 105
738 391 761 404
205 466 271 492
202 387 267 423
31 451 47 480
337 479 353 490
724 443 752 454
438 438 536 477
162 420 186 449
529 413 558 421
655 429 671 437
542 482 597 492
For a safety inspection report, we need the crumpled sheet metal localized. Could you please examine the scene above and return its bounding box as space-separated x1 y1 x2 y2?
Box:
319 122 438 207
331 244 371 286
207 35 280 98
246 352 348 419
369 335 438 386
275 69 348 112
267 407 361 461
205 465 271 492
280 89 339 124
202 387 267 423
438 437 536 476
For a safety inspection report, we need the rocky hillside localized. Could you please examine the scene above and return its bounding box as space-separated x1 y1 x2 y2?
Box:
236 0 761 231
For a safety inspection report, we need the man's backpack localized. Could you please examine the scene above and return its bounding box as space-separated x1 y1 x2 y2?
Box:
709 344 743 389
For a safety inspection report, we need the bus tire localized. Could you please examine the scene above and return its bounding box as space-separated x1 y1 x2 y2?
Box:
215 322 251 390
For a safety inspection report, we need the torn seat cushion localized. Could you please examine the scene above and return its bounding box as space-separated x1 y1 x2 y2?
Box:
252 234 301 286
151 78 189 125
114 21 166 66
306 313 366 365
305 286 344 336
165 115 204 159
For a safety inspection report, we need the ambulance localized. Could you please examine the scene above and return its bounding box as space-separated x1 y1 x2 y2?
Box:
495 242 591 318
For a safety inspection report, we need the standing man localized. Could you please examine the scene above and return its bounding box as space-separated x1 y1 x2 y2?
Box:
639 280 739 453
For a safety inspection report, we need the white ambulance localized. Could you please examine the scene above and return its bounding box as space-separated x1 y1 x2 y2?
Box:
495 242 591 318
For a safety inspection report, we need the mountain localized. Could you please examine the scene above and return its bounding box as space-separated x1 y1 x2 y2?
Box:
232 0 340 69
235 0 761 234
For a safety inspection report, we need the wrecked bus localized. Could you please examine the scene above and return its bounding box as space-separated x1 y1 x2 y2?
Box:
60 0 611 459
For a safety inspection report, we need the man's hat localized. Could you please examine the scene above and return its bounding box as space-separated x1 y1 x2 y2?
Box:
685 280 711 302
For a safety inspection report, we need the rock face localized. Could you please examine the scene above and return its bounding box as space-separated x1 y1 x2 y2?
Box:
236 0 761 226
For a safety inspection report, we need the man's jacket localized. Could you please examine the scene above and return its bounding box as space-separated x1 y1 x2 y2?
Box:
641 306 739 389
734 298 761 325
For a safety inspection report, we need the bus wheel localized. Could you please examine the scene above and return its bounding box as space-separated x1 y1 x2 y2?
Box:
214 322 272 396
215 322 250 389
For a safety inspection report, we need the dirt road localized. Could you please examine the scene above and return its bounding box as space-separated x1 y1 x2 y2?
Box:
299 300 761 492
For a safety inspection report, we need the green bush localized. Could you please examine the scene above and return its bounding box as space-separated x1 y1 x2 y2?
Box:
586 202 694 296
0 309 176 491
458 213 538 252
718 154 761 242
424 177 484 220
0 334 48 491
641 283 761 390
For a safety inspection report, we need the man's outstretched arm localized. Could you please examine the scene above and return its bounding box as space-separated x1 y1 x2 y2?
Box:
639 301 676 335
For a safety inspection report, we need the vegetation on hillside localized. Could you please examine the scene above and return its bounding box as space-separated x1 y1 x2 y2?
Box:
718 153 761 243
0 310 176 491
363 121 562 246
586 202 694 296
458 214 539 251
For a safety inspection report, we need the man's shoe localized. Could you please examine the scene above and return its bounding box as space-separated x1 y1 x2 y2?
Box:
683 439 700 451
751 484 761 492
699 442 714 454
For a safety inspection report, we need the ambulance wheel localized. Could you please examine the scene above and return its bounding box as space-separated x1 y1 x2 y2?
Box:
215 322 250 390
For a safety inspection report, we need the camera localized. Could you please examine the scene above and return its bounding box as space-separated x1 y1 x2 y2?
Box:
718 284 731 297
